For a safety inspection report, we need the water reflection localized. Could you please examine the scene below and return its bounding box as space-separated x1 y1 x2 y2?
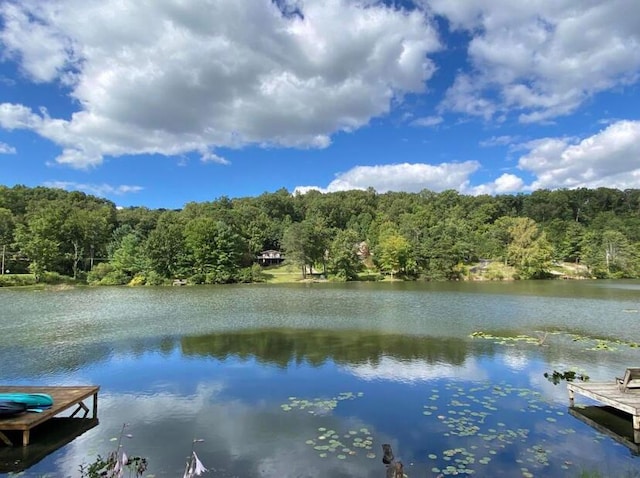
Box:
0 418 98 473
38 366 640 478
180 329 473 367
569 406 640 455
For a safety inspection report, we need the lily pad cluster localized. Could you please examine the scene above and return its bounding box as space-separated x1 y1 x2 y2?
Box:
304 426 376 461
280 391 364 414
279 392 374 463
423 382 576 477
471 329 640 353
470 331 546 346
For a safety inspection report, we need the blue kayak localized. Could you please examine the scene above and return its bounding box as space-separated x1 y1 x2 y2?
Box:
0 393 54 412
0 401 28 417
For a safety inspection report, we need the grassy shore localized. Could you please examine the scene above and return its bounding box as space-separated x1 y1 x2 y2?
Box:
260 260 593 283
0 261 593 288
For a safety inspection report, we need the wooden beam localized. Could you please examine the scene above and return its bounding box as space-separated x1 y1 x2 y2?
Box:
0 431 12 446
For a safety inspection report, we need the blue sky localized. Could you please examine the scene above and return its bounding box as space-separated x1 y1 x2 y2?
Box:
1 0 639 209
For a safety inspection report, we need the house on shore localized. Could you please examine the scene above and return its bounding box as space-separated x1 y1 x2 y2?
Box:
257 250 285 266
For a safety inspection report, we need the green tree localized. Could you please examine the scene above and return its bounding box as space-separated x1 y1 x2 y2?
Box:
184 218 243 283
376 225 411 278
0 207 14 246
14 203 66 280
0 208 14 274
144 212 188 278
111 233 148 279
582 229 635 278
328 229 361 281
282 222 313 278
62 206 113 279
505 217 553 279
282 218 330 278
15 221 59 281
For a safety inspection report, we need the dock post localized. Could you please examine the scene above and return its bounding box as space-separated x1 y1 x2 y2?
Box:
568 386 574 407
93 391 98 419
633 415 640 431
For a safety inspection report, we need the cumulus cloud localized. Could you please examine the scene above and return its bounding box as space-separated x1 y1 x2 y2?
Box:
0 0 440 168
43 180 143 196
0 141 16 154
472 119 640 193
295 160 480 194
296 120 640 196
431 0 640 122
518 120 640 190
468 173 525 195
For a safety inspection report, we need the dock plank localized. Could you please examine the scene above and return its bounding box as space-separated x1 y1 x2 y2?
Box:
0 386 99 446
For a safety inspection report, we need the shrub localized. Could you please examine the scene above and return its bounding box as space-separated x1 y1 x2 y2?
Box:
205 270 236 284
238 264 267 283
41 271 66 284
99 270 129 285
188 273 206 285
87 263 114 284
145 271 166 286
128 274 147 286
0 274 37 287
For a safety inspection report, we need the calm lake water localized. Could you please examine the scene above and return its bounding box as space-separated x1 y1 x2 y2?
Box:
1 281 640 477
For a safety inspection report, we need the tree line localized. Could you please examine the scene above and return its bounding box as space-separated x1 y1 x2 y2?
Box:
1 185 639 285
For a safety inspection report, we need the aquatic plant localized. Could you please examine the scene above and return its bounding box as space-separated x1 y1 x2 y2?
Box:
422 381 581 476
78 425 207 478
183 439 208 478
280 391 364 414
471 329 640 352
79 424 147 478
544 370 590 385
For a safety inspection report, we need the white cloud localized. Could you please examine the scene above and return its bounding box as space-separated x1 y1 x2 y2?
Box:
200 150 229 165
479 135 522 148
518 120 640 190
469 119 640 193
344 356 487 383
0 0 441 168
296 119 640 196
43 180 143 196
0 141 16 154
468 173 525 195
410 115 443 127
431 0 640 122
295 160 480 194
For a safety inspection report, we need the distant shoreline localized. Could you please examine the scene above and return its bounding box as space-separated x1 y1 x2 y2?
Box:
0 261 595 289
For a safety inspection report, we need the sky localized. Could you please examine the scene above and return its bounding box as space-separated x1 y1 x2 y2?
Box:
0 0 639 209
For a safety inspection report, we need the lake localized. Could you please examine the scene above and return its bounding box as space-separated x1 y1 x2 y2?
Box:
1 280 640 477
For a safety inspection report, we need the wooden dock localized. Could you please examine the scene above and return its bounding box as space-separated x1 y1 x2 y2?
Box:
568 381 640 429
0 385 99 447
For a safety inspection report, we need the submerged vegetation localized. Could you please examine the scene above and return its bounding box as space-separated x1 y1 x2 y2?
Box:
543 370 590 385
2 185 640 285
470 329 640 353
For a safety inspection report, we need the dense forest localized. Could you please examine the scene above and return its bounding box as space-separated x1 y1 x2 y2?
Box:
1 185 639 285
